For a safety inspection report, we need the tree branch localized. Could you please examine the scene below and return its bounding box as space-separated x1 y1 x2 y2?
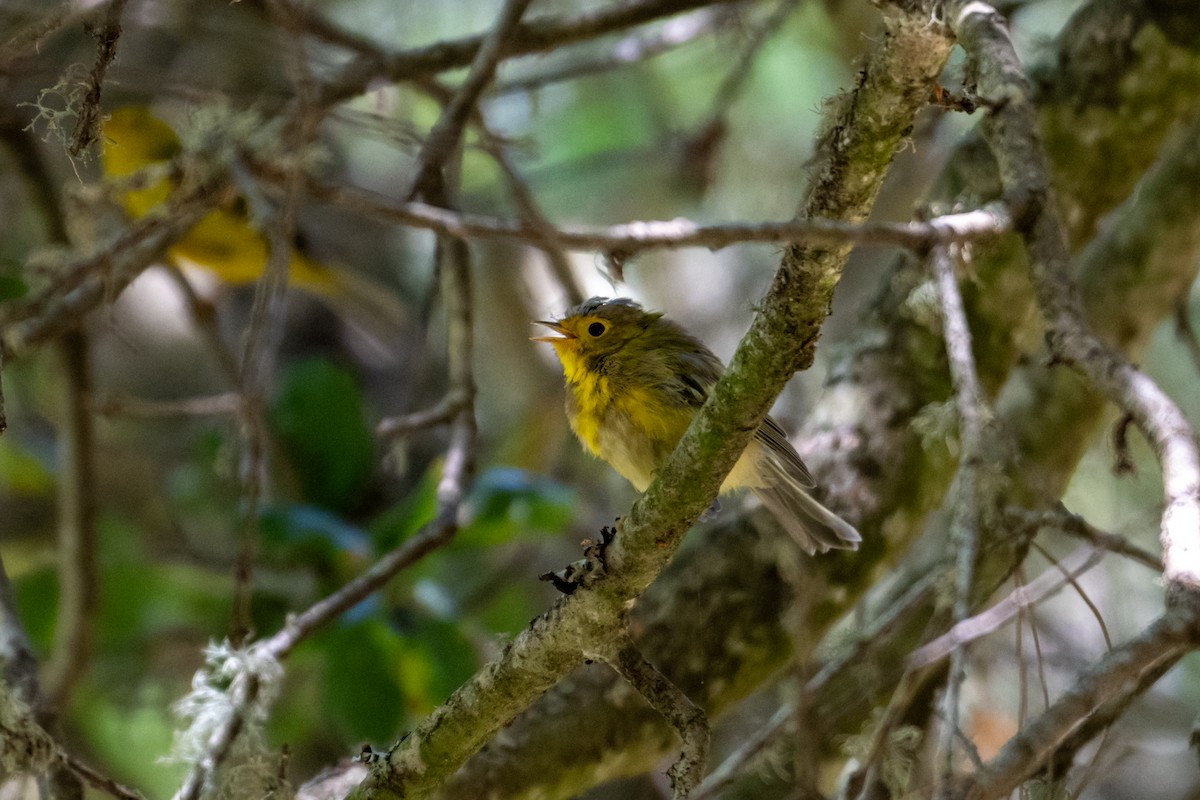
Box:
949 0 1200 604
283 173 1010 254
608 638 710 798
404 0 535 201
313 0 751 110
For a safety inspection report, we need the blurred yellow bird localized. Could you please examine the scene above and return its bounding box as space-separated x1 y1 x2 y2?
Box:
102 106 404 338
535 297 861 554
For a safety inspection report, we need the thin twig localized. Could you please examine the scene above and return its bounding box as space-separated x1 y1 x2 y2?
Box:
607 637 710 799
405 0 536 201
0 0 115 67
1018 506 1163 572
266 216 478 662
1029 540 1112 650
416 77 585 305
377 390 467 440
63 751 146 800
91 392 244 418
491 6 728 96
43 330 99 709
694 571 941 800
275 172 1012 255
908 548 1102 670
313 0 750 110
931 242 993 796
681 0 800 191
70 0 129 157
164 266 243 388
225 0 322 649
1014 567 1050 714
959 612 1193 799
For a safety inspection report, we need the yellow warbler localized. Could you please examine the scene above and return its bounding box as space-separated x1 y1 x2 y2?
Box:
101 106 404 337
534 297 860 554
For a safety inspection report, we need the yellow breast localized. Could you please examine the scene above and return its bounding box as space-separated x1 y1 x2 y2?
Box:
560 353 693 490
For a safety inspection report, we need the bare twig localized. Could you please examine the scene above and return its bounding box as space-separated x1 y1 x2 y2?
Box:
415 77 585 305
313 0 750 110
377 390 467 440
930 241 998 795
1029 541 1112 650
1017 567 1051 711
43 330 99 710
164 266 243 388
959 612 1193 800
691 571 941 800
681 0 800 190
0 0 115 68
1019 507 1163 572
948 0 1200 603
405 0 536 201
70 0 129 157
62 752 146 800
221 0 317 652
281 173 1012 255
491 6 727 96
92 392 243 418
608 638 709 799
908 547 1102 670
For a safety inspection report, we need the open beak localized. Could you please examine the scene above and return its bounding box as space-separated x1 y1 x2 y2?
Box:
530 320 576 343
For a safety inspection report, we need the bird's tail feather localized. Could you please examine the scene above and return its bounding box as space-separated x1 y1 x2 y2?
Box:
753 464 861 555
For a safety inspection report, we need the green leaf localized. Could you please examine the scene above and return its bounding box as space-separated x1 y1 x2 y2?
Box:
0 438 55 495
318 619 407 742
12 567 57 653
260 503 371 565
0 274 27 300
393 613 478 713
370 462 440 550
459 468 575 547
271 359 374 512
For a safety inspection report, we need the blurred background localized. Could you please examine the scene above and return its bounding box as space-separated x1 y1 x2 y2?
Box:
0 0 1197 797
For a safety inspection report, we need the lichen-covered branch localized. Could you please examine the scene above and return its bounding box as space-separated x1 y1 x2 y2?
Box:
949 0 1200 603
608 639 709 798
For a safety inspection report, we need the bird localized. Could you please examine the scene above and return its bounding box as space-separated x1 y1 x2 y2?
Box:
101 106 406 346
533 296 861 554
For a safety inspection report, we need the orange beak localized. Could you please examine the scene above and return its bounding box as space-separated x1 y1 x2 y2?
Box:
530 321 576 343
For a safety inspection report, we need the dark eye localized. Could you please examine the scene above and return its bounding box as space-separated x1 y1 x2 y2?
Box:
588 321 607 337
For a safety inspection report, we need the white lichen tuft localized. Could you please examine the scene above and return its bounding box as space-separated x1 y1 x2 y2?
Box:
911 400 960 456
167 641 292 800
18 63 93 160
903 278 943 333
